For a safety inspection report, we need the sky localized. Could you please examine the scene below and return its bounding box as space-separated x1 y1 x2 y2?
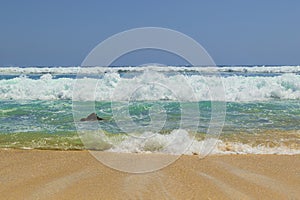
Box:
0 0 299 66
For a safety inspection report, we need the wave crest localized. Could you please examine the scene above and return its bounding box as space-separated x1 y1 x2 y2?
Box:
1 72 300 101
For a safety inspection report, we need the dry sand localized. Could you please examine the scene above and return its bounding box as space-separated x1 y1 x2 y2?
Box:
0 149 299 200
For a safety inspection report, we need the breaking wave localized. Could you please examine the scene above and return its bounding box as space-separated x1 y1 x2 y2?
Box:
0 68 300 101
107 130 300 155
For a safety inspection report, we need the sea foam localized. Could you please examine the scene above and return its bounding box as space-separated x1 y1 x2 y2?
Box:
107 130 300 155
0 70 300 101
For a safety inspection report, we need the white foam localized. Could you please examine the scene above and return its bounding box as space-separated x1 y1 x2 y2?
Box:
1 71 300 101
109 130 194 154
107 130 300 155
0 75 73 100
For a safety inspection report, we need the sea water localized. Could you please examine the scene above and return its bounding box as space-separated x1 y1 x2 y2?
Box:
0 66 299 154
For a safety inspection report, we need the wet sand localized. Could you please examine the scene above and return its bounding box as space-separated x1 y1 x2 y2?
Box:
0 149 299 199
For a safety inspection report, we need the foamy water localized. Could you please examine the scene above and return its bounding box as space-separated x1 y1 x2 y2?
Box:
0 66 300 101
107 130 300 155
0 66 299 155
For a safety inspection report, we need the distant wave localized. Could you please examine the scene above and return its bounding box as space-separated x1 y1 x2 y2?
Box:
1 65 300 74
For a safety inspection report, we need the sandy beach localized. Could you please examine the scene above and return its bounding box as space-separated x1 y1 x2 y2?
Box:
0 150 299 200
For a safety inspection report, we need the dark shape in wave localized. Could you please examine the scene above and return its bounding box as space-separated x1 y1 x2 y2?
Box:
80 113 103 121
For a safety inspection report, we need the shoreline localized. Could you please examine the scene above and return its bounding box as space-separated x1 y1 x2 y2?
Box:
1 149 299 199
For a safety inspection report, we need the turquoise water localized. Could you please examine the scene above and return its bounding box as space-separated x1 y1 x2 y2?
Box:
0 66 300 154
0 99 299 151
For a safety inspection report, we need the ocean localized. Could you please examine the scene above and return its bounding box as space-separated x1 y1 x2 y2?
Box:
0 66 299 155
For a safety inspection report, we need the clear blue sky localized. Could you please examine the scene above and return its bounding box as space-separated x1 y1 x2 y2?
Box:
0 0 299 66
